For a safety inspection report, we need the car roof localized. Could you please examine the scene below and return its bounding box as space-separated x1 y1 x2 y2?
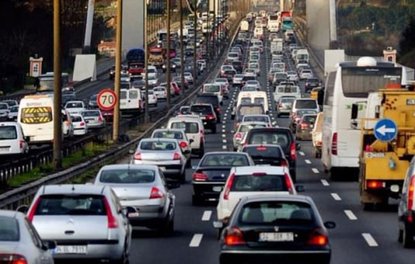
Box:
239 194 314 204
40 184 107 195
99 164 159 171
232 165 288 175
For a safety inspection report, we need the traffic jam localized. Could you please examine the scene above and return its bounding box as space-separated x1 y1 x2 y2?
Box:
1 7 415 264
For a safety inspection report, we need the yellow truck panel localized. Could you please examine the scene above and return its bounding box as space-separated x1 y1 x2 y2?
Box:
363 152 409 181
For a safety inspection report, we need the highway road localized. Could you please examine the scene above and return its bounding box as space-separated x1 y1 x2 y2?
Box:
109 29 415 264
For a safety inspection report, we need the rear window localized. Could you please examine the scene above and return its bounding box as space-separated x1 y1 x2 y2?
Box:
231 174 288 192
195 96 219 107
243 146 285 166
66 102 83 108
0 126 17 140
0 216 19 241
82 111 100 117
190 105 212 114
239 123 267 132
99 169 155 183
201 154 248 166
35 195 107 216
237 106 264 116
140 140 177 151
278 86 298 93
121 91 127 99
72 116 82 122
295 100 317 109
302 115 317 124
204 85 220 93
153 131 183 139
129 90 139 99
171 121 199 133
248 132 290 149
243 115 269 123
239 201 314 225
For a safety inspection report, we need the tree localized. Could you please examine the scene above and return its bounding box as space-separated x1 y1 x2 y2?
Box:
399 16 415 55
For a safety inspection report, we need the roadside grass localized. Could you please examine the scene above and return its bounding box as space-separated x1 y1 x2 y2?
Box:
6 143 108 188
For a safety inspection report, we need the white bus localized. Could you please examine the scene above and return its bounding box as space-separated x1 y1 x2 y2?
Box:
18 94 73 145
321 57 406 177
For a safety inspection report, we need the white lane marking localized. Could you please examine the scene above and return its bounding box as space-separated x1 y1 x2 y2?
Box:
331 193 342 201
305 159 311 164
222 125 226 129
312 168 319 174
202 210 212 221
222 145 227 149
189 234 203 247
298 151 305 156
362 233 378 247
344 210 357 220
222 129 226 133
222 134 226 138
321 179 330 186
223 139 227 143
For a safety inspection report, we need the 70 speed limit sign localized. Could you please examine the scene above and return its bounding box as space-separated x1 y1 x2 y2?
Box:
97 89 117 111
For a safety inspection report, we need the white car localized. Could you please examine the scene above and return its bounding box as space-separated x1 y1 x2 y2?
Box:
151 128 193 160
71 113 88 136
0 122 29 155
81 109 106 128
153 86 167 100
299 68 314 80
64 100 86 115
148 89 158 106
0 102 9 120
232 121 269 151
184 72 194 84
216 166 297 221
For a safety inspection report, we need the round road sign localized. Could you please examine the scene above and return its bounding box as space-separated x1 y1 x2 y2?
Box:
97 89 117 111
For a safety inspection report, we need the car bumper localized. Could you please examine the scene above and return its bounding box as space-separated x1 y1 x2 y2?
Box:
133 161 183 176
74 128 87 135
220 250 331 264
193 182 225 199
121 203 168 227
52 241 124 261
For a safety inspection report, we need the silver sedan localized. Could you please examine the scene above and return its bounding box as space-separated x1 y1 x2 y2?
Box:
94 164 177 234
0 210 55 264
132 138 190 182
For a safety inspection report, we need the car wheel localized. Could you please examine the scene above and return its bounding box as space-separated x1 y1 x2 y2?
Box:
158 210 174 235
398 228 403 243
403 224 414 248
198 144 205 158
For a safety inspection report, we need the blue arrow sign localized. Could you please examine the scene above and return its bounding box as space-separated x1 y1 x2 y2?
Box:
374 118 397 142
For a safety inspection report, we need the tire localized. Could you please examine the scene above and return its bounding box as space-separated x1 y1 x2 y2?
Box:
158 211 174 235
180 169 186 183
403 224 414 248
198 144 205 158
398 228 403 243
186 158 191 168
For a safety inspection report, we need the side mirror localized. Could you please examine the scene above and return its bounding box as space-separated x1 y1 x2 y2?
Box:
42 240 56 251
351 104 358 119
16 205 29 214
324 221 336 229
296 143 301 150
295 185 305 192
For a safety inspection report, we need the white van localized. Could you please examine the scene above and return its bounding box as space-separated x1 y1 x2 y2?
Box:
18 94 73 144
202 83 223 103
0 122 29 155
120 88 144 115
166 115 205 157
253 27 264 39
232 91 269 118
273 84 301 102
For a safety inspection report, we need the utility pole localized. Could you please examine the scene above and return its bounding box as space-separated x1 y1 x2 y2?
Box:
193 0 198 83
83 0 95 53
166 0 172 108
53 0 62 170
113 0 122 142
144 0 149 123
179 0 185 93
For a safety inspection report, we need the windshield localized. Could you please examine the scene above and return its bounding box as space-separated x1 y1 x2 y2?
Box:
0 216 19 241
201 154 248 166
0 126 17 140
99 169 155 183
140 140 177 151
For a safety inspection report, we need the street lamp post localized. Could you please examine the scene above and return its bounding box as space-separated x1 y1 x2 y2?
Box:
53 0 62 170
112 0 122 142
179 0 185 93
193 0 198 83
166 0 172 108
144 0 149 123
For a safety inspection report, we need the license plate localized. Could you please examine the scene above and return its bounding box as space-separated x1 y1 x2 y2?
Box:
159 166 166 171
213 186 223 192
128 212 139 217
55 245 87 254
259 232 294 242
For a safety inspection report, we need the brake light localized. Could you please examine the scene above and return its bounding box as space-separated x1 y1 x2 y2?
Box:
224 227 246 246
223 173 235 200
234 133 243 140
80 122 85 126
290 143 296 160
366 180 384 189
280 159 288 167
307 228 329 246
19 140 25 149
256 145 267 151
284 173 294 193
173 152 181 160
331 132 338 155
300 123 309 129
103 197 118 228
134 152 142 160
27 197 41 222
252 172 267 176
206 114 215 120
0 254 28 264
408 176 415 222
192 171 208 181
179 141 188 149
150 186 164 199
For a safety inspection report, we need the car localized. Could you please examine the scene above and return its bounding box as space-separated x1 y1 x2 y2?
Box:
214 78 230 98
26 184 132 263
7 105 18 121
94 164 177 233
173 76 189 91
241 144 289 167
304 77 322 93
153 86 167 100
177 105 191 115
189 103 218 133
216 194 335 264
0 102 9 121
311 112 324 158
233 121 269 151
0 210 55 264
287 71 299 82
151 128 193 160
220 65 236 77
216 166 297 222
272 72 288 87
299 68 314 80
232 74 244 88
241 114 272 126
295 113 317 140
399 156 415 247
1 99 18 108
0 122 29 155
132 138 190 182
276 96 296 117
289 109 319 134
240 127 299 182
191 152 255 205
291 98 320 115
273 83 301 102
184 72 194 84
88 94 98 108
244 80 261 90
64 100 86 115
81 109 106 129
148 89 158 106
70 113 88 136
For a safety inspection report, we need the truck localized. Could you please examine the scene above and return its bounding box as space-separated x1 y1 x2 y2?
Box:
240 20 249 32
352 87 415 210
281 16 294 32
148 46 165 68
270 38 283 54
126 48 145 76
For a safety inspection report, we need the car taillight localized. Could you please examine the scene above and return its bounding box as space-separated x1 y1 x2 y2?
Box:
284 173 294 193
223 173 235 200
307 228 329 246
150 186 164 199
331 132 338 155
366 180 384 189
0 254 28 264
80 122 85 126
19 140 25 149
206 114 215 120
27 197 41 222
280 159 288 167
408 176 415 222
224 227 246 246
290 142 296 160
173 152 181 160
103 197 118 228
134 152 142 160
192 171 208 181
300 123 309 129
179 141 188 149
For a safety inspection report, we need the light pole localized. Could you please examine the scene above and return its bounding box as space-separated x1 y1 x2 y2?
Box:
112 0 122 142
193 0 198 83
179 0 185 93
144 0 149 123
53 0 62 170
166 0 172 108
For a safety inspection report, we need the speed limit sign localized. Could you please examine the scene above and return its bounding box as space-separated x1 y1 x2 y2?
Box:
97 89 117 111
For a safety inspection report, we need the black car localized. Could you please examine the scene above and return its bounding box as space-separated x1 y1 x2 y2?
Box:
191 152 254 205
223 69 237 83
304 77 322 93
217 195 335 264
195 93 221 122
241 127 299 182
88 94 98 109
189 103 218 133
162 60 177 73
241 144 289 167
231 60 243 73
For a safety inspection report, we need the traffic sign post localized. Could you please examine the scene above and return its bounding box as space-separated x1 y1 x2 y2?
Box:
97 89 117 111
373 118 398 142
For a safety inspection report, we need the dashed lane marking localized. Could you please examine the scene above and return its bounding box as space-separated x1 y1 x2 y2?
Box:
362 233 378 247
222 145 227 149
298 151 305 156
344 210 357 220
202 210 212 221
305 159 311 164
331 193 342 201
222 134 226 138
189 234 203 247
312 168 319 174
223 139 227 143
321 179 330 186
222 129 226 133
